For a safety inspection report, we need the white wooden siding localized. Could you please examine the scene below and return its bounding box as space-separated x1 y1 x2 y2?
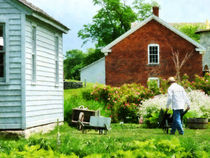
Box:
81 57 106 84
25 18 64 128
0 0 22 129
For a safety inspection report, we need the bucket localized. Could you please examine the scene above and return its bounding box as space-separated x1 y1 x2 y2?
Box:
187 118 208 129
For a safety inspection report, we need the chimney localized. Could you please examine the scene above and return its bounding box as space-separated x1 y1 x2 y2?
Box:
153 6 159 17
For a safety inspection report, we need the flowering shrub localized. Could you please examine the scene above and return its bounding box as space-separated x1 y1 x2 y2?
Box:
83 83 155 122
181 73 210 95
81 73 209 124
141 90 210 127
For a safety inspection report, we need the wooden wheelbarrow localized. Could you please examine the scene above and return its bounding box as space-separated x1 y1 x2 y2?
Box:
79 116 111 135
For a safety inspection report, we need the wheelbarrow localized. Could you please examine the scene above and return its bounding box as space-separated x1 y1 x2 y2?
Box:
158 108 188 134
79 116 111 135
71 106 100 129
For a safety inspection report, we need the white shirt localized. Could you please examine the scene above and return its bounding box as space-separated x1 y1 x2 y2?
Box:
166 83 190 110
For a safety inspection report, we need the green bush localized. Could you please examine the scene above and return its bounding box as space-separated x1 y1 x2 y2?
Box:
89 83 155 123
142 106 160 128
147 79 161 95
181 73 210 95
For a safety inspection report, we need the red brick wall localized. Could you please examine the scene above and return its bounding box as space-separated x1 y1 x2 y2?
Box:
105 20 202 87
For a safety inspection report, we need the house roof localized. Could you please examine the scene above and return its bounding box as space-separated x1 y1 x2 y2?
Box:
16 0 69 33
101 15 206 54
169 22 204 26
195 29 210 34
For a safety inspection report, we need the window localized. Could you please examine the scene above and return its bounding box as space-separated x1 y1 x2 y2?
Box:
148 44 159 64
32 26 36 83
55 36 59 85
0 24 5 82
148 77 160 88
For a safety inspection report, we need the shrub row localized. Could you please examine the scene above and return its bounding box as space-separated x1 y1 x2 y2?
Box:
81 73 209 124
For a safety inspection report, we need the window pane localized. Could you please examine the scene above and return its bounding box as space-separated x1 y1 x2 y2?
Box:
0 25 4 51
32 27 36 54
56 61 59 84
149 45 159 64
55 36 59 57
32 54 36 82
0 53 4 77
55 36 59 84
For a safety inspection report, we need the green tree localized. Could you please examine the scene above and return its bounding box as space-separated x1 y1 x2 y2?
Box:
173 23 205 42
78 0 137 47
83 48 104 66
64 49 85 80
133 0 159 21
78 0 158 48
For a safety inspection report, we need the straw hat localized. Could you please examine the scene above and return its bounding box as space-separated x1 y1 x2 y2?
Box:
168 77 176 83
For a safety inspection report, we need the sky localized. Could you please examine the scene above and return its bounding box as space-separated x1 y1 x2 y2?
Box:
26 0 210 54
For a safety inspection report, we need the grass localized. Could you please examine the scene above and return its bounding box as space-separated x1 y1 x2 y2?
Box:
0 123 209 157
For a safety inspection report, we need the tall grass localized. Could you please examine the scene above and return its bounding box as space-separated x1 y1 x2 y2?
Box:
64 82 109 124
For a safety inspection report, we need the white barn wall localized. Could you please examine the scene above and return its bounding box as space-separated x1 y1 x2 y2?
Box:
25 18 64 128
81 57 105 84
0 0 23 129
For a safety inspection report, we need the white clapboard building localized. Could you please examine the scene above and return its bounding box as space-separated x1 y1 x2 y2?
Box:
0 0 69 132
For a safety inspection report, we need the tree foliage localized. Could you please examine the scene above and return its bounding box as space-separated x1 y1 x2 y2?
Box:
83 48 104 66
64 49 104 80
133 0 159 21
64 49 85 80
173 23 205 42
78 0 157 48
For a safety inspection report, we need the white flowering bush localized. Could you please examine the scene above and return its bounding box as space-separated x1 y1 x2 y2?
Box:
140 90 210 127
187 90 210 117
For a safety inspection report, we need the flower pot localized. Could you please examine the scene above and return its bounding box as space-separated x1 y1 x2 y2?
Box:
187 118 208 129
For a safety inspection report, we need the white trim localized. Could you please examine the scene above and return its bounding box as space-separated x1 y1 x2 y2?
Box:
148 77 160 88
55 35 59 85
31 24 37 84
32 13 69 33
195 48 205 54
148 44 159 65
21 13 26 129
101 15 206 54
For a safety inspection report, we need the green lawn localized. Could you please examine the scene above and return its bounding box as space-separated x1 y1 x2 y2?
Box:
0 123 209 157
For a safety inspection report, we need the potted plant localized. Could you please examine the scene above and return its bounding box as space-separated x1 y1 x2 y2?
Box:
186 109 209 129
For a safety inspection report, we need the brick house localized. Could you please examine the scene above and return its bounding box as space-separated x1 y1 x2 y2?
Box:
81 7 206 87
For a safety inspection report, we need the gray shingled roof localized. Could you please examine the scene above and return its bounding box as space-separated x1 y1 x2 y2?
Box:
17 0 69 31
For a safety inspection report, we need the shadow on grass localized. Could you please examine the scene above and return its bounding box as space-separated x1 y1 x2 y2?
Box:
0 132 23 140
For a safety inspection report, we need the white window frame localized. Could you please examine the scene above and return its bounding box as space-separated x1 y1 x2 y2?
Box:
31 24 37 84
148 44 159 64
55 35 59 86
148 77 160 88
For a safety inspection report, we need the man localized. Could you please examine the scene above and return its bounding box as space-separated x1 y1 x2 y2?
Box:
166 77 190 135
